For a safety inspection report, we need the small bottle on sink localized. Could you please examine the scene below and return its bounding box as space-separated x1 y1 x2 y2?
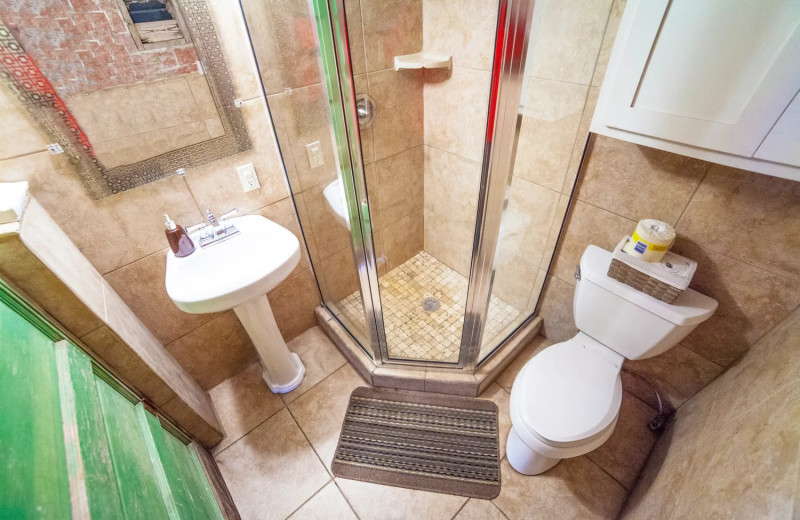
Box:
164 214 195 257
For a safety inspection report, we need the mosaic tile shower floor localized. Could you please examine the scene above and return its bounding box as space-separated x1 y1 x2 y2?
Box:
338 251 519 362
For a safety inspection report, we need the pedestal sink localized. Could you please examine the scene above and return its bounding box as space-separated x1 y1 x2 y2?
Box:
165 215 305 393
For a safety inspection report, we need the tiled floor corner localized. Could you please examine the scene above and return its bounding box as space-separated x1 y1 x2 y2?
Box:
209 327 648 520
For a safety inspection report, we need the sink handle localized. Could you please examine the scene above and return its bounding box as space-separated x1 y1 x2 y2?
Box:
220 208 239 221
187 222 211 235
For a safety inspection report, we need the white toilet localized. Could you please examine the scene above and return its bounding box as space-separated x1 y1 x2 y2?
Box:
507 245 718 475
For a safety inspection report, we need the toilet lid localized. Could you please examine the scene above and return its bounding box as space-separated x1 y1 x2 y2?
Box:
515 336 623 445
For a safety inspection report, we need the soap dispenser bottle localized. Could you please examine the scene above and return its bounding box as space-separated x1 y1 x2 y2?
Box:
164 214 195 257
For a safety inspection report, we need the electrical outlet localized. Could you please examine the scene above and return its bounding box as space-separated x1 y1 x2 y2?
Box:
237 163 260 192
306 141 324 168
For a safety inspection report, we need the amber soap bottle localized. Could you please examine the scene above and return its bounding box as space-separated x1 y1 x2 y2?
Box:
164 214 196 257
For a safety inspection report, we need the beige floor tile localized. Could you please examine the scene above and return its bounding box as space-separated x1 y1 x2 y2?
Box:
585 393 658 490
493 456 627 520
454 498 508 520
209 363 285 454
288 364 367 470
335 477 468 520
495 335 554 392
287 482 357 520
215 408 331 520
479 383 512 460
282 326 348 405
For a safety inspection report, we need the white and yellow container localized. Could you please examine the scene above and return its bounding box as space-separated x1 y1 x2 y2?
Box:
622 219 676 262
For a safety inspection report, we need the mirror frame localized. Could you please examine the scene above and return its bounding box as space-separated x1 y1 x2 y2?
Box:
0 0 251 199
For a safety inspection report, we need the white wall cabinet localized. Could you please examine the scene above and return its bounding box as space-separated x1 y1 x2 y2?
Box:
591 0 800 180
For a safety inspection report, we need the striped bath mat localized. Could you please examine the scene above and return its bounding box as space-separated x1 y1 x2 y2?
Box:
331 387 501 499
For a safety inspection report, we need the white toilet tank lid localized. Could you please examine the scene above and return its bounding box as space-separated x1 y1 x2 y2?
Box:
580 245 718 326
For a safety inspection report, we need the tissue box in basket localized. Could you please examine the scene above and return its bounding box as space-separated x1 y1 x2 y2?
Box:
607 237 697 303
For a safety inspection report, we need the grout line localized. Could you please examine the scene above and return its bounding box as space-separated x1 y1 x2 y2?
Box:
583 454 629 492
0 148 51 162
332 478 363 520
211 399 286 459
672 164 712 229
280 476 333 520
449 498 469 520
102 245 171 276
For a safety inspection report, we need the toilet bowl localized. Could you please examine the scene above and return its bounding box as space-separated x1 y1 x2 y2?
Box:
507 245 717 475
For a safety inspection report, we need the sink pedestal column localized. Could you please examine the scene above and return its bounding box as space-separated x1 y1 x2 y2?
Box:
233 294 305 393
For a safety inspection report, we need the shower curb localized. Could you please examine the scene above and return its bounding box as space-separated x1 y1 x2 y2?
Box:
315 306 542 397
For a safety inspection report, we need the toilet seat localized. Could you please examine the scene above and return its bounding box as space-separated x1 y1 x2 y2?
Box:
510 333 623 451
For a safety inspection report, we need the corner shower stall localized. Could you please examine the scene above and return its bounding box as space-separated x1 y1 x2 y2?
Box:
240 0 596 370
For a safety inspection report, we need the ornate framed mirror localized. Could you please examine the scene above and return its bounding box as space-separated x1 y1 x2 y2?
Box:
0 0 251 199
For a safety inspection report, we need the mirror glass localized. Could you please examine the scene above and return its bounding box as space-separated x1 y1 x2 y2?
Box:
0 0 250 198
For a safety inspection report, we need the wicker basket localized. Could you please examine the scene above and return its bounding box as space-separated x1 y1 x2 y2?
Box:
607 258 683 303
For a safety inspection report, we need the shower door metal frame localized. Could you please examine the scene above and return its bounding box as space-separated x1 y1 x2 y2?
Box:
312 0 536 370
459 0 537 369
312 0 389 363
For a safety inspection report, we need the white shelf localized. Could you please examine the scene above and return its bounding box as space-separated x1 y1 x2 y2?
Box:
393 52 452 71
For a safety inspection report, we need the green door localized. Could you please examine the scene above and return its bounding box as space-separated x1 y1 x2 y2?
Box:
0 285 224 520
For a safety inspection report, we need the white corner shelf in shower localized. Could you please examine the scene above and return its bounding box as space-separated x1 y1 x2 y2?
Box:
393 52 452 71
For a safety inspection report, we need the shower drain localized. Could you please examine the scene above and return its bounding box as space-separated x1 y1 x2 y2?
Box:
422 296 441 312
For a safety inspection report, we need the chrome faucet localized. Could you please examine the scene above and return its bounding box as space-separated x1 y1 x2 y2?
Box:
187 208 240 247
206 209 219 227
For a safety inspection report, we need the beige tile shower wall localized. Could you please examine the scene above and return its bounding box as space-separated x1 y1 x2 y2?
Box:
539 134 800 412
242 0 426 312
421 0 495 277
620 305 800 519
422 0 618 319
489 0 616 315
0 0 321 391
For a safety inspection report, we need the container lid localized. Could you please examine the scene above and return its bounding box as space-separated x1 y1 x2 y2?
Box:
516 335 622 445
581 245 717 326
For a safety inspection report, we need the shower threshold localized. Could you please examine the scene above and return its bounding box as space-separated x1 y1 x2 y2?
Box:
338 251 518 362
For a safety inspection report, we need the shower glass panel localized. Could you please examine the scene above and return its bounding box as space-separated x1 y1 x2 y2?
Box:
478 1 607 362
307 0 536 367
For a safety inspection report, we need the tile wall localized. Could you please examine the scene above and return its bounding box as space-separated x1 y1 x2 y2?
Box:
0 0 321 390
539 133 800 412
421 0 496 276
621 305 800 519
241 0 428 342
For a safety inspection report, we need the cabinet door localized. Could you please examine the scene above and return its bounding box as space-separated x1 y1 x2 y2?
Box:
600 0 800 156
754 91 800 167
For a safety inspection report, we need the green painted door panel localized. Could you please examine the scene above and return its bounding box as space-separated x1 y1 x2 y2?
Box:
143 411 224 520
0 282 224 520
62 346 126 520
0 300 71 519
95 378 170 520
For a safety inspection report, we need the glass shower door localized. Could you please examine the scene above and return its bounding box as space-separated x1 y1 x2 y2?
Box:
306 0 540 369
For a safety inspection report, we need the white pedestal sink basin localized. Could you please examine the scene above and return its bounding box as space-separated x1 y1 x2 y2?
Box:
166 215 305 393
323 178 349 229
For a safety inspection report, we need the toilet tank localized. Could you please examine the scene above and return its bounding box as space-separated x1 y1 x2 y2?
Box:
573 246 717 360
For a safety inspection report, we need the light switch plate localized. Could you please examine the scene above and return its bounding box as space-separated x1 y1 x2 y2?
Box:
306 141 324 168
237 163 260 192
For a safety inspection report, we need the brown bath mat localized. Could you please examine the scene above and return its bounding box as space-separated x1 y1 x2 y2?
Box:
331 386 501 499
